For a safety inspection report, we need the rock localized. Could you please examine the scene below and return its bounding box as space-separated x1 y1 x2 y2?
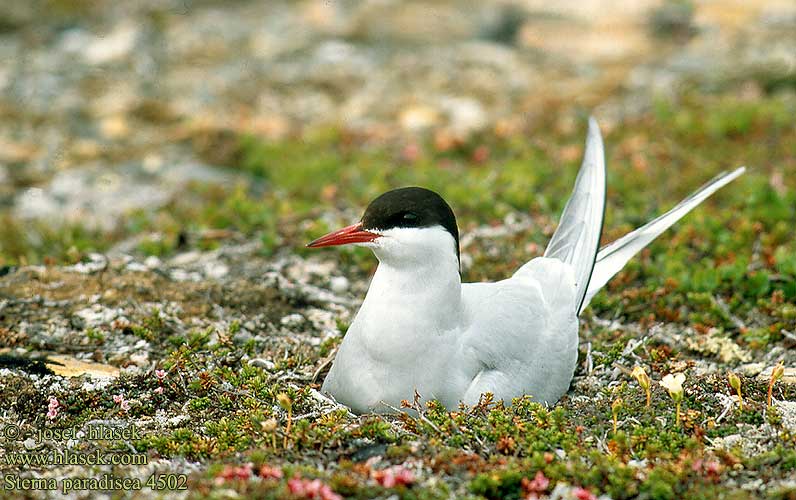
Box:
280 313 305 328
738 362 766 377
777 400 796 432
330 276 350 294
125 262 149 273
399 105 440 132
60 21 139 66
248 358 275 370
129 352 149 367
65 254 108 274
232 330 253 345
170 252 202 266
73 305 123 329
348 2 476 43
144 256 162 269
440 96 488 135
204 261 229 280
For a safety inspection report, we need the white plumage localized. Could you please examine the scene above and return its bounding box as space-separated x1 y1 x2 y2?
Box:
311 118 745 414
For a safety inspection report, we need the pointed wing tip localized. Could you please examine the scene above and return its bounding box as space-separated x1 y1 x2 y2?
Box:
715 166 746 186
587 115 600 134
585 116 604 151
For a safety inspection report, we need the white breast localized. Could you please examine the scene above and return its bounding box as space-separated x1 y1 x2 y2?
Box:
321 225 579 413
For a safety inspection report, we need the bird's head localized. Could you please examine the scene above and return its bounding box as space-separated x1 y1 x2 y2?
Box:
307 187 460 268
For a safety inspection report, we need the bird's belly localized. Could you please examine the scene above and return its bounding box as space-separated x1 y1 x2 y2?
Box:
321 322 470 413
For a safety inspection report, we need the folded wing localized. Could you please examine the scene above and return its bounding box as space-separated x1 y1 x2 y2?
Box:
544 117 606 315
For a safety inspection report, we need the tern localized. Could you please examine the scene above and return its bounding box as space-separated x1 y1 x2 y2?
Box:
308 117 745 414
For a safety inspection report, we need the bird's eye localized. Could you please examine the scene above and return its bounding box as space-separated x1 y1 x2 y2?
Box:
402 212 418 221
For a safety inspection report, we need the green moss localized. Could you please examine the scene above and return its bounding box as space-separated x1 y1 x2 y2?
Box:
2 90 795 498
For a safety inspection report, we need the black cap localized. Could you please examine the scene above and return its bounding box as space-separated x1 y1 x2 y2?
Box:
361 187 460 261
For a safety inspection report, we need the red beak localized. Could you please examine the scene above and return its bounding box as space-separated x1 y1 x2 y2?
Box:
306 223 380 248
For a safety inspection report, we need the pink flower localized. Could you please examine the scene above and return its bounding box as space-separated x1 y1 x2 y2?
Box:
214 463 253 485
287 477 341 500
258 464 283 480
288 477 306 495
522 471 550 496
155 369 167 380
154 387 164 394
471 144 490 164
113 394 130 412
401 143 422 163
234 463 253 480
573 487 597 500
705 461 721 476
46 396 60 420
692 459 721 482
372 465 415 488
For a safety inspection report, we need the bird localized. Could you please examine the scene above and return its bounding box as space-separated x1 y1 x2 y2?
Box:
307 117 745 414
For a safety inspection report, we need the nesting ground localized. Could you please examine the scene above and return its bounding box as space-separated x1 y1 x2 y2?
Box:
1 1 796 499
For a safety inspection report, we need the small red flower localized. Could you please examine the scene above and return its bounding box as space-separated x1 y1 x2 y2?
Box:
287 476 341 500
573 486 597 500
372 465 415 488
521 470 551 499
258 464 283 480
214 463 253 484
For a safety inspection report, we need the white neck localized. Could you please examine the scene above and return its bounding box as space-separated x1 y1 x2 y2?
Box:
361 226 463 332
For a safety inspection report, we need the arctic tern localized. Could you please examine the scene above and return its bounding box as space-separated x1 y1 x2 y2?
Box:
308 117 745 414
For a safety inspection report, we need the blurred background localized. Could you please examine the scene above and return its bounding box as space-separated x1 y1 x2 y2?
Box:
0 0 794 283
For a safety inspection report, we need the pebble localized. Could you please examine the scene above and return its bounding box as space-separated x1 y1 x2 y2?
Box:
204 261 229 280
170 251 201 266
129 352 149 366
280 313 305 328
125 262 149 273
329 276 350 293
399 105 440 132
144 256 161 269
738 362 765 377
73 305 122 328
248 358 275 370
777 400 796 432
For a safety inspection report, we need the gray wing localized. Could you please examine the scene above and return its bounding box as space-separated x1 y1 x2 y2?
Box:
544 116 606 315
460 257 579 405
580 166 746 312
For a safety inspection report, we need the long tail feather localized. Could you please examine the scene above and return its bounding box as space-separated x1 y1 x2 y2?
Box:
579 166 746 314
544 117 606 314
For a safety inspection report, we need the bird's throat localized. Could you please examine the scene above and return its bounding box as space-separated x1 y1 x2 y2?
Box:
360 257 464 335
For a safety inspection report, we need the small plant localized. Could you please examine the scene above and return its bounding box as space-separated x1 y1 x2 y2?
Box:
660 373 686 426
277 393 293 448
728 371 743 410
611 397 623 434
768 362 785 407
632 366 652 407
261 418 278 449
